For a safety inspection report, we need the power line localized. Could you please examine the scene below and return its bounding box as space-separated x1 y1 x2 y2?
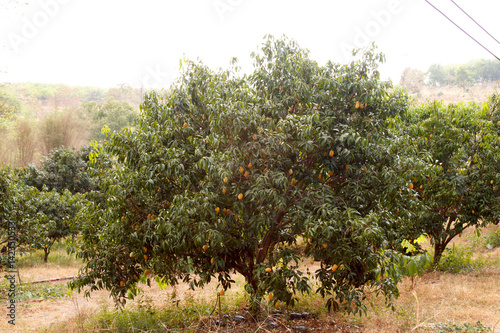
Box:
424 0 500 62
450 0 500 47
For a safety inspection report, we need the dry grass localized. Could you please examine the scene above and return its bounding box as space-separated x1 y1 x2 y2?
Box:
409 82 499 105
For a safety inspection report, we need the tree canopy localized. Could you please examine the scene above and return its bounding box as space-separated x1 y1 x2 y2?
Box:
70 36 428 316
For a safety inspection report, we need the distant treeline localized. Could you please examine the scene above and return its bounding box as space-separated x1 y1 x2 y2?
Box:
427 59 500 86
0 82 144 167
399 59 500 94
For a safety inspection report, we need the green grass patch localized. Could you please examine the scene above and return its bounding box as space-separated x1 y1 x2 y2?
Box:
0 279 68 303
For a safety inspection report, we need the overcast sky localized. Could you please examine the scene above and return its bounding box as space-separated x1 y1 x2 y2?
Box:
1 0 500 88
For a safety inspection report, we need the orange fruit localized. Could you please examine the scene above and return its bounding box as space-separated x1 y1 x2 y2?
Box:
215 207 220 214
203 245 209 251
265 267 272 273
244 171 249 178
239 167 244 173
345 165 349 170
222 187 227 194
329 171 333 176
363 166 367 171
144 247 147 253
355 101 360 109
323 243 327 249
491 180 494 185
248 163 253 169
120 281 124 287
211 258 214 264
409 183 414 190
144 254 148 260
289 169 293 175
224 177 228 183
332 264 339 272
253 134 257 140
202 114 206 120
268 293 273 301
219 290 224 296
183 123 188 128
329 150 334 157
318 174 322 180
238 193 243 200
145 269 150 275
310 259 314 265
291 178 296 185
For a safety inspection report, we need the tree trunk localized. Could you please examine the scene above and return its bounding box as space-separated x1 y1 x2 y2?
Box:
433 242 445 267
246 272 262 320
44 246 50 263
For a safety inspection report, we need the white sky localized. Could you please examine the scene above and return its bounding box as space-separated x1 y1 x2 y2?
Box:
1 0 500 88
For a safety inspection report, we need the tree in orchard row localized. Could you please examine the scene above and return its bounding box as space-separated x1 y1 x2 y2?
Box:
399 97 500 265
71 36 424 317
0 166 85 263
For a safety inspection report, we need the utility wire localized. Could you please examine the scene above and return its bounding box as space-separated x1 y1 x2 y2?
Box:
450 0 500 47
424 0 500 61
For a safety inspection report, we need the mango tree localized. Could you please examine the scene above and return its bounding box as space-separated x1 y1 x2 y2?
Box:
400 97 500 265
71 36 420 317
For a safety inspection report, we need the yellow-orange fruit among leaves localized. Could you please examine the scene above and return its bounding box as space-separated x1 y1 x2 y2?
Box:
248 163 253 169
265 267 272 273
253 134 257 140
144 254 148 260
203 245 209 251
310 259 314 265
219 290 224 296
244 171 249 178
120 281 124 287
355 101 360 109
239 166 244 173
222 187 227 194
332 264 339 272
215 207 220 214
409 183 414 190
223 177 228 183
329 150 334 157
183 123 188 128
211 258 214 264
268 293 273 301
238 193 243 200
323 243 327 249
145 269 150 275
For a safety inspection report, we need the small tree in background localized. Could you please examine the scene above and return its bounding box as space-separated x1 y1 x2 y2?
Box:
24 146 97 195
399 98 500 265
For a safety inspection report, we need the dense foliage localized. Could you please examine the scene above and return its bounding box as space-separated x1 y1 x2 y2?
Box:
70 36 429 316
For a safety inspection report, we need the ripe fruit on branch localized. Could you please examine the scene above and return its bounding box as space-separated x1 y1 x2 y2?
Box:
215 207 220 214
239 167 244 173
329 150 334 157
183 123 188 128
223 177 228 183
203 245 209 251
238 193 243 200
265 267 272 273
332 264 339 272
